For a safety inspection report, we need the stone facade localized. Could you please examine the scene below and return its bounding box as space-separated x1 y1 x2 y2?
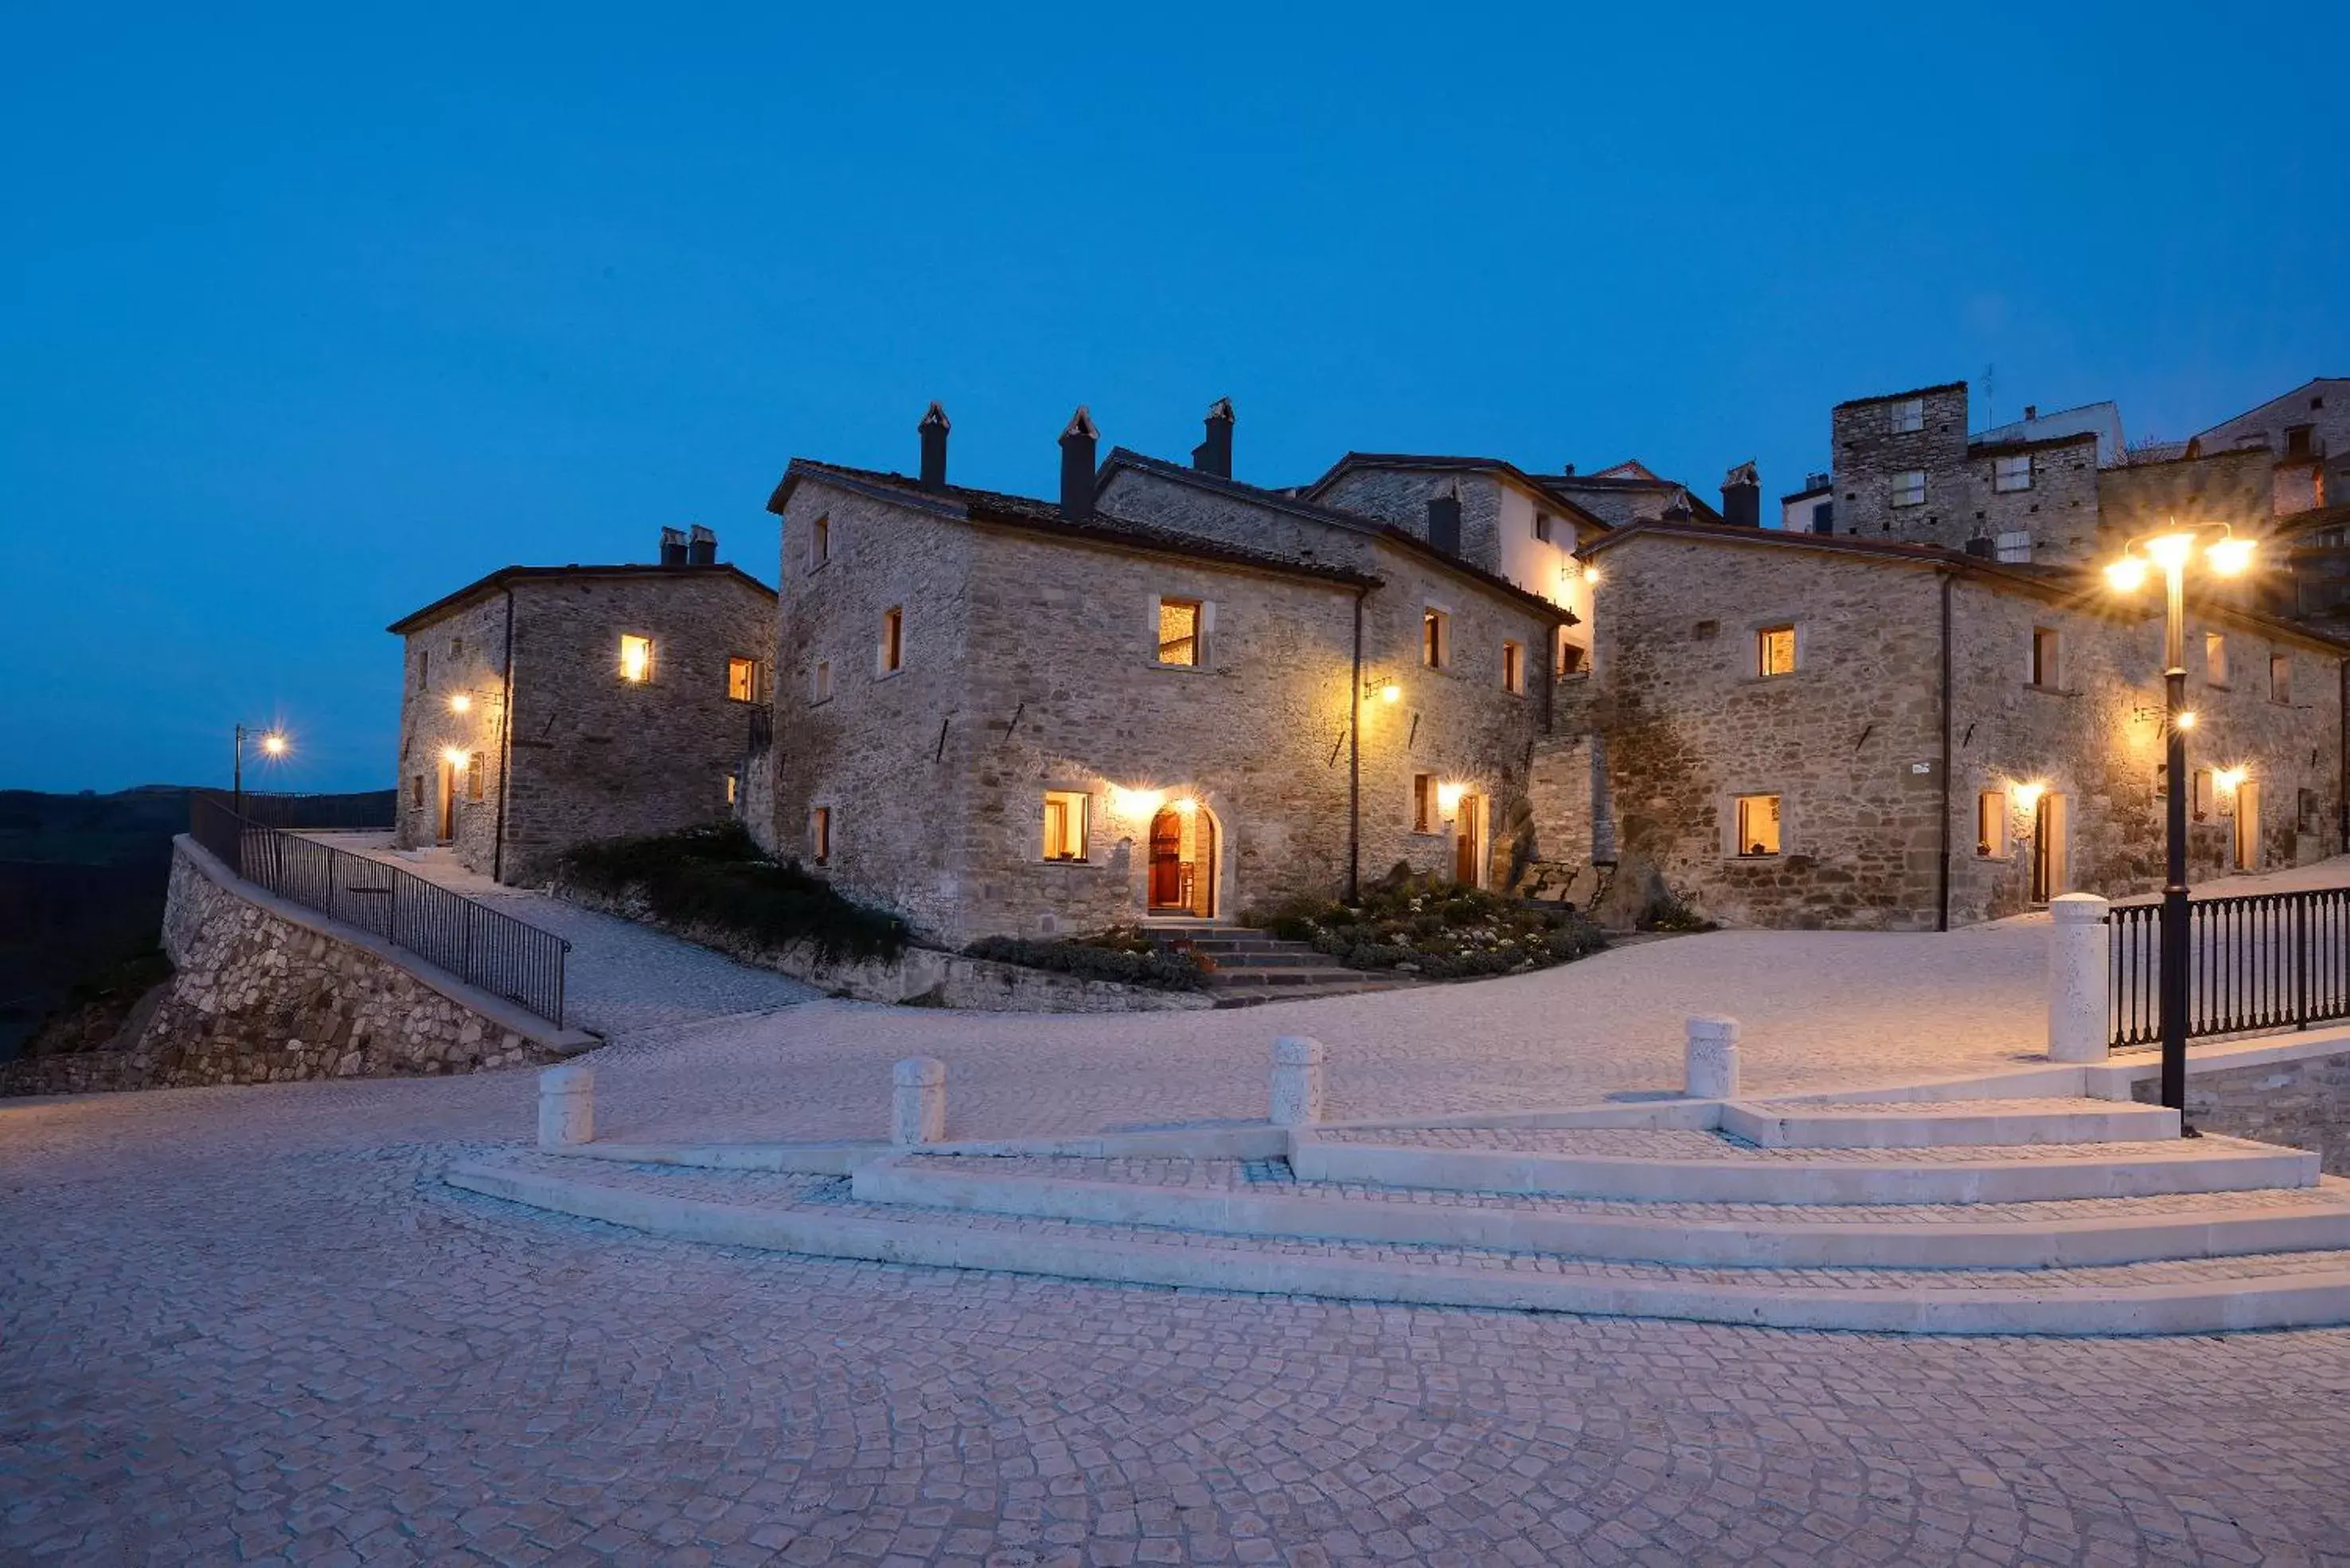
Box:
0 841 565 1097
2098 447 2276 548
2131 1043 2350 1176
1829 383 2101 561
1584 523 2347 930
391 558 776 885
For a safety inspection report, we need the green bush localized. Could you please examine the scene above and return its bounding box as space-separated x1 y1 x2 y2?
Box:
1243 870 1607 980
558 821 908 964
963 927 1211 992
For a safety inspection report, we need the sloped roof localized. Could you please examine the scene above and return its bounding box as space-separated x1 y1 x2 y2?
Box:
387 563 773 636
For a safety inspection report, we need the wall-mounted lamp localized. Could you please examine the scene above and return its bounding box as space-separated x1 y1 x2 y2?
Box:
1362 676 1401 704
440 746 469 768
1110 786 1165 819
448 692 472 714
2213 766 2248 794
2012 780 2047 809
1435 782 1466 817
1582 564 1601 586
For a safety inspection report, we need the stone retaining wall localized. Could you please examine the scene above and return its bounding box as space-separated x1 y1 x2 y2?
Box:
0 841 568 1098
2134 1044 2350 1175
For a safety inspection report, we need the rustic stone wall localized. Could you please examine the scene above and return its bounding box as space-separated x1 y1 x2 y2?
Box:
1964 434 2102 562
1313 468 1508 579
1831 383 1971 545
1098 465 1381 575
2130 1045 2350 1176
394 568 775 885
0 843 564 1098
2098 448 2275 551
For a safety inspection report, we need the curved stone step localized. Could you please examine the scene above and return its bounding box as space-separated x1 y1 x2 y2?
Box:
443 1159 2350 1337
1290 1128 2321 1205
853 1155 2350 1270
1721 1097 2181 1149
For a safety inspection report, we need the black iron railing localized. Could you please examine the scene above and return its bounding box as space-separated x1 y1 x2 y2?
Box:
189 794 568 1028
2109 887 2350 1048
236 790 400 831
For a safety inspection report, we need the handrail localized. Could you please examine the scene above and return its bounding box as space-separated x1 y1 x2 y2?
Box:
2108 886 2349 1048
189 794 568 1028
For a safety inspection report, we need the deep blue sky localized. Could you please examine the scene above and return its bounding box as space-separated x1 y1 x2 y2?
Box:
4 2 2344 793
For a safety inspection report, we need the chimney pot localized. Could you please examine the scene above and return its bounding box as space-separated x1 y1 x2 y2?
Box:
659 526 688 567
2024 404 2038 421
687 524 716 566
918 401 951 490
1059 407 1099 521
1720 461 1761 528
1191 396 1236 478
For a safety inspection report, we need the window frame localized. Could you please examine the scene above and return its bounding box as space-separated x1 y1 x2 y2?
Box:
1995 531 2032 564
1421 606 1452 671
1731 793 1783 859
1977 790 2008 858
1154 595 1209 669
1532 511 1552 544
1501 639 1524 695
619 634 654 684
724 772 739 806
1041 790 1091 863
727 656 764 704
466 752 485 802
2192 768 2214 822
1889 397 1926 435
810 805 832 866
809 514 831 570
1889 470 1927 509
1992 453 2033 493
2030 626 2061 689
2205 633 2229 688
1755 624 1798 679
878 606 904 676
810 658 833 705
1412 773 1437 834
1556 636 1588 677
2270 653 2291 705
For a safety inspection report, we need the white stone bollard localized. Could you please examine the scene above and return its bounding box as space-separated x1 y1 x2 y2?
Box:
892 1056 947 1145
2047 893 2112 1063
537 1064 594 1149
1270 1036 1326 1125
1685 1016 1740 1100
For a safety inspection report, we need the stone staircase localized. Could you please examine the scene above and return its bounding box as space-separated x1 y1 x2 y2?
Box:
447 1090 2350 1336
1148 923 1418 1007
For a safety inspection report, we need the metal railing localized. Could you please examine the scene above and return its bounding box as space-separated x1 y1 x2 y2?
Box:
190 794 568 1028
235 789 400 831
2109 887 2350 1048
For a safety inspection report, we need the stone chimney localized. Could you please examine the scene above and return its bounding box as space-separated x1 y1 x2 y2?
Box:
2024 404 2039 421
659 526 688 567
1425 486 1462 555
1720 461 1761 528
1192 397 1236 478
687 524 716 565
918 401 951 491
1060 407 1099 521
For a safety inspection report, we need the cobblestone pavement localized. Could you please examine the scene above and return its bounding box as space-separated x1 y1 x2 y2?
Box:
8 1087 2350 1566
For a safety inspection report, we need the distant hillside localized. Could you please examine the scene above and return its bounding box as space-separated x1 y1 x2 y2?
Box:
0 786 392 1061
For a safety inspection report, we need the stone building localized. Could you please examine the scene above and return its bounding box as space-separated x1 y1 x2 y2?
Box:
388 529 777 884
1579 519 2347 930
1828 381 2104 563
755 405 1583 948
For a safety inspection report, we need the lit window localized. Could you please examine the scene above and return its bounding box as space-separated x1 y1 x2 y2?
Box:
1996 531 2032 563
619 634 654 683
1556 638 1587 677
1157 599 1203 666
1977 791 2007 857
1502 640 1523 694
1993 454 2033 492
1889 397 1925 435
810 515 830 568
1757 625 1797 677
810 806 831 864
2206 633 2228 687
1413 773 1435 833
1422 607 1450 669
880 607 904 673
728 657 763 703
724 773 739 805
1734 794 1782 857
466 754 485 802
1533 512 1552 544
2270 653 2291 704
1890 471 1926 509
1042 790 1089 861
2031 627 2060 688
811 660 833 704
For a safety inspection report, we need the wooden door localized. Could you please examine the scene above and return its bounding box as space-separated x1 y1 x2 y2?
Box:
2235 782 2261 871
1454 794 1481 887
436 759 456 844
2032 794 2067 902
1148 809 1185 910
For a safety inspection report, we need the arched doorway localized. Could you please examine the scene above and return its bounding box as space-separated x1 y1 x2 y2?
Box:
1146 802 1217 918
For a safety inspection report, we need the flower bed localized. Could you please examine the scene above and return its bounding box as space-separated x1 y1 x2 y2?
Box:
1243 874 1607 979
963 926 1212 992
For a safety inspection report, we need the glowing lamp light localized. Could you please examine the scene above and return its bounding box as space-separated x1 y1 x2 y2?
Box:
2104 556 2149 593
2175 710 2197 731
449 692 472 714
440 746 468 768
2145 532 2196 571
1173 796 1199 816
2012 780 2047 809
1110 786 1165 819
1435 782 1466 817
260 732 288 757
2214 766 2248 793
2206 537 2255 576
1379 680 1401 704
1582 564 1601 585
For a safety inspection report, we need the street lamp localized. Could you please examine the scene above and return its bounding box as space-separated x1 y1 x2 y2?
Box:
232 723 291 814
2104 522 2254 1125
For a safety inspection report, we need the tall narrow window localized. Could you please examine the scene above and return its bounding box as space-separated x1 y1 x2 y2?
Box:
1734 794 1782 857
810 515 830 568
1889 397 1925 434
419 648 430 687
724 773 739 805
1501 640 1523 694
1042 790 1089 861
810 806 831 865
466 753 485 802
2031 627 2060 688
2270 653 2291 704
880 607 904 673
810 660 833 704
411 774 424 807
728 657 763 702
1556 638 1587 677
1756 625 1797 677
1977 791 2007 857
2205 633 2228 687
1890 470 1926 509
2192 769 2214 821
1533 512 1553 543
619 634 654 683
1993 454 2033 492
1412 773 1435 833
1157 598 1203 666
1422 608 1450 669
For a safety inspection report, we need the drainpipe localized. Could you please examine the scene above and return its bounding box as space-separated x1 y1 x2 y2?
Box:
2340 657 2348 853
1937 570 1954 932
492 585 516 884
1349 585 1367 903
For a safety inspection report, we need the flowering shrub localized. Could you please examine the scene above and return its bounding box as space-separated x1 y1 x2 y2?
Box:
1243 872 1607 979
963 926 1212 991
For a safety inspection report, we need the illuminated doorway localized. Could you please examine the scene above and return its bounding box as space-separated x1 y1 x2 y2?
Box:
1146 803 1216 917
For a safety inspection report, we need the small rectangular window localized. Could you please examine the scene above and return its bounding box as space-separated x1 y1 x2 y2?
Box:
1413 773 1435 833
724 773 739 805
1890 397 1925 434
1734 794 1782 857
2193 769 2214 821
810 515 830 568
880 607 904 673
1533 512 1552 544
2206 633 2228 687
811 660 833 704
2031 627 2060 688
1501 640 1523 694
1042 790 1089 861
1422 607 1450 669
728 657 762 703
2270 653 2291 704
1157 598 1203 666
619 634 654 683
1556 638 1587 677
1977 791 2007 857
810 806 831 864
466 753 485 802
1890 471 1926 508
1993 454 2033 492
1756 625 1797 677
419 648 430 686
1810 500 1833 534
411 774 424 807
1996 531 2032 564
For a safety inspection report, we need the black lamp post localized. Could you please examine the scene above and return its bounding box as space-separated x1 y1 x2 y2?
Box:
231 722 289 815
2105 525 2255 1128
